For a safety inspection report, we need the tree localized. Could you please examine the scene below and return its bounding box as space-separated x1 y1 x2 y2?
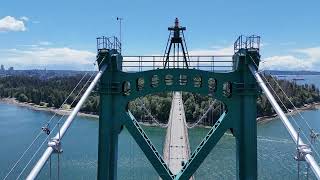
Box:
17 93 28 102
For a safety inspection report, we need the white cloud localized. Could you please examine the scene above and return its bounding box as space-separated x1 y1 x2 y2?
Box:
181 45 320 71
2 43 318 71
260 55 313 71
20 16 29 21
0 46 96 70
261 46 320 71
295 47 320 60
0 16 26 32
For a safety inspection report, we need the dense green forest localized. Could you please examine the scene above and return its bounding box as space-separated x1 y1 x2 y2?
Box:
0 74 319 124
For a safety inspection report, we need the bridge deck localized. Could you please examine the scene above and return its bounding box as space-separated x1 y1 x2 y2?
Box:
163 92 194 179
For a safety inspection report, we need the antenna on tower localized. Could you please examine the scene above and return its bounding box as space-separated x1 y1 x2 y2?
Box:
116 17 123 53
163 18 190 69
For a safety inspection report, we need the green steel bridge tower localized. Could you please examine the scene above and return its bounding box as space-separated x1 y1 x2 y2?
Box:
24 19 320 180
96 19 261 179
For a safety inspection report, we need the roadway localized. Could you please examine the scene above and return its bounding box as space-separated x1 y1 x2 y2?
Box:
163 92 194 179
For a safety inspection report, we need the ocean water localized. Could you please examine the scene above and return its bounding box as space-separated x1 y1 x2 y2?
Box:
1 75 320 179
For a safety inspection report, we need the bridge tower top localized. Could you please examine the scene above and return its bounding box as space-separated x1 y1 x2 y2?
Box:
168 18 186 41
164 18 190 69
96 36 123 71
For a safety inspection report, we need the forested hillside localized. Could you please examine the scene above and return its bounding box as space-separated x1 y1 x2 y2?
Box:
0 74 319 124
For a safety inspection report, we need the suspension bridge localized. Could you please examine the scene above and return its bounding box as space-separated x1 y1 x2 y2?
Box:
3 18 320 179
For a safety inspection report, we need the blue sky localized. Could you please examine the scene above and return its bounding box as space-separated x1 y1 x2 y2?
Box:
0 0 319 70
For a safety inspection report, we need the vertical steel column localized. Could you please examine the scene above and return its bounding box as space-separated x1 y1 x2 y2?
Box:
234 52 258 180
97 52 123 180
97 85 119 179
236 94 257 180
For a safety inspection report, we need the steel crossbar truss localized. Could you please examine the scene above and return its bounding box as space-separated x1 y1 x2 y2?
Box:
125 111 174 179
124 110 229 180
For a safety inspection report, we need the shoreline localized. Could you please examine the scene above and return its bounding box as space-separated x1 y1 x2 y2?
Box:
256 102 320 124
1 98 319 126
0 98 99 119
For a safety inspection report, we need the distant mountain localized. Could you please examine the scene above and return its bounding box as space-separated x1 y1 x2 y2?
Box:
264 70 320 75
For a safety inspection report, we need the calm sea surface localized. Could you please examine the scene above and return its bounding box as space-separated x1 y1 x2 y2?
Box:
1 75 320 179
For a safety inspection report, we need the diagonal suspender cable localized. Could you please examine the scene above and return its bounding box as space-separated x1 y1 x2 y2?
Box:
249 55 315 133
3 131 43 180
248 55 320 160
25 64 107 180
137 98 169 128
259 70 320 160
3 71 91 180
249 64 320 179
45 72 90 125
185 99 218 128
267 70 314 130
15 68 97 180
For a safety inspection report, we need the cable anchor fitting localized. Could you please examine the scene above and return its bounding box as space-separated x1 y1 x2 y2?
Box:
48 138 63 153
294 144 312 161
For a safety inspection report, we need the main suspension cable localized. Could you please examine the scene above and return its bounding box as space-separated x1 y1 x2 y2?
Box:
261 71 320 160
249 55 320 160
250 55 315 131
14 69 96 179
3 71 91 180
11 58 103 179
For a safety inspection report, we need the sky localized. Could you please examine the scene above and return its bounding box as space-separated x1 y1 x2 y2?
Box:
0 0 319 71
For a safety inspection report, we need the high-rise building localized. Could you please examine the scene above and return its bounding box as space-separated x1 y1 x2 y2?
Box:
0 64 4 71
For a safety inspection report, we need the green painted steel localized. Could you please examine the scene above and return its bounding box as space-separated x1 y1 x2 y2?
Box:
97 46 260 179
175 112 230 179
125 111 174 179
97 51 123 179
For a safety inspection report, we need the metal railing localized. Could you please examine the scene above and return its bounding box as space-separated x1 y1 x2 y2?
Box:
97 36 122 53
234 35 260 53
122 55 234 72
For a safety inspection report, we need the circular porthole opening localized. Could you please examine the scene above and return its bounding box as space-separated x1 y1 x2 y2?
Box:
151 75 159 87
193 76 202 88
179 75 187 86
165 74 174 86
223 81 232 98
123 81 131 96
208 78 217 92
136 77 144 91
